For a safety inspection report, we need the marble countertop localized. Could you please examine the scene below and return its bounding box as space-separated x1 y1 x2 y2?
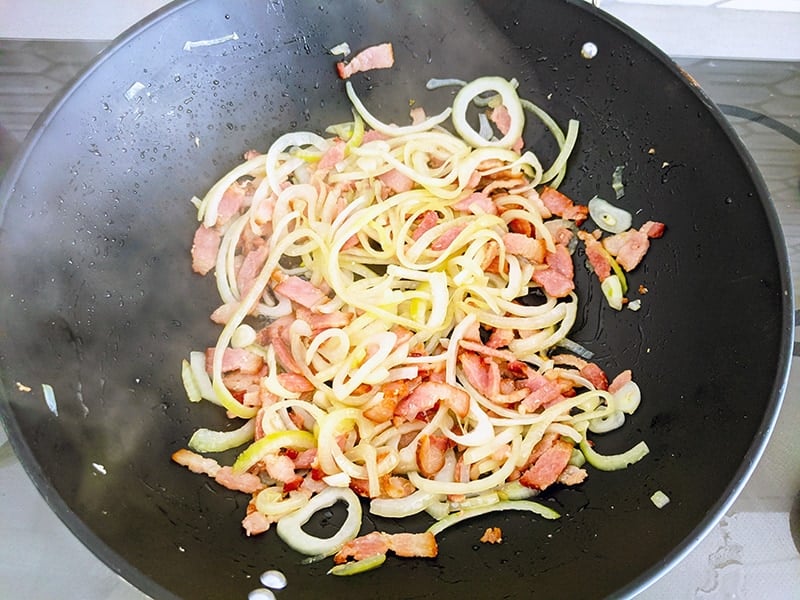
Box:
0 4 798 599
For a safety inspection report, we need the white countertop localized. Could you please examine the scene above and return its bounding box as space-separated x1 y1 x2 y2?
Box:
0 0 799 60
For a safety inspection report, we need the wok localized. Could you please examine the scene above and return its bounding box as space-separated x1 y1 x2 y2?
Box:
0 1 793 598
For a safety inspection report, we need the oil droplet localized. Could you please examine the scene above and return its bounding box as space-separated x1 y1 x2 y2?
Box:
260 570 287 589
581 42 598 60
248 590 275 600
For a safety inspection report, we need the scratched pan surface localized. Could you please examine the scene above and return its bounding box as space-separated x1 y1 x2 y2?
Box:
0 0 792 598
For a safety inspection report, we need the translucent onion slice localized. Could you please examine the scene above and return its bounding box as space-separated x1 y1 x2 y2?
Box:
451 76 524 148
588 196 632 234
426 500 560 537
276 486 362 557
601 274 624 311
188 418 255 453
232 429 316 473
614 380 642 414
345 81 452 137
579 435 649 471
587 410 625 434
369 489 438 518
328 554 386 576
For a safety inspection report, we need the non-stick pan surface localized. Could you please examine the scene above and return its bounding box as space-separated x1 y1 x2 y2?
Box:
0 1 792 598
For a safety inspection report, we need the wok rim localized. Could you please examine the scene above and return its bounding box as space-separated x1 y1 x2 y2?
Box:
0 1 794 598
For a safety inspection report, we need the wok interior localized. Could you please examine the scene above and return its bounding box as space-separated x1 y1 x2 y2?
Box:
0 1 789 598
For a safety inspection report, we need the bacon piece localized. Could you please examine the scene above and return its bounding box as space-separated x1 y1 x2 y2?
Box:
459 339 518 363
334 531 437 564
214 466 265 493
416 434 449 477
173 450 265 493
350 474 415 499
379 169 415 194
409 106 427 125
364 378 419 422
263 454 300 485
277 372 315 393
454 191 497 215
519 439 573 491
260 316 301 374
394 381 470 420
557 464 588 486
503 232 546 263
539 186 588 224
480 527 503 544
334 531 389 563
411 210 439 241
578 230 612 281
606 229 649 271
295 307 353 334
273 275 328 308
336 42 395 79
318 141 346 169
383 475 416 498
191 225 221 275
522 432 559 468
519 373 563 412
641 220 666 238
362 130 389 144
242 510 272 536
293 448 318 470
531 244 575 298
217 181 247 225
489 105 523 152
431 224 467 250
210 302 238 325
205 347 263 375
459 352 500 398
172 448 221 477
608 369 632 394
236 243 269 297
580 362 609 391
386 532 438 558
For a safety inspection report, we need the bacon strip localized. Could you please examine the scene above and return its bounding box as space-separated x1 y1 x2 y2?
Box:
336 43 395 79
172 449 264 493
334 531 438 564
191 226 221 275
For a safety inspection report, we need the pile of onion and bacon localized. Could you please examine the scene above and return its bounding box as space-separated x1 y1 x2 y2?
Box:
173 42 664 575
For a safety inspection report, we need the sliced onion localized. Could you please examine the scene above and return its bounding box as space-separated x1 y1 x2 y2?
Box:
650 490 671 509
426 500 560 537
188 418 255 453
369 489 438 518
189 350 220 405
601 274 624 311
345 81 451 136
276 486 362 557
587 410 625 434
265 132 329 196
256 488 310 518
232 429 315 473
425 77 466 90
452 76 524 148
328 553 386 576
230 324 257 348
588 196 632 234
579 435 649 471
180 359 202 403
614 380 642 414
612 165 625 199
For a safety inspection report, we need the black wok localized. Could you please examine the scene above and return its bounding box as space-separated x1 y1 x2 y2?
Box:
0 1 793 598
